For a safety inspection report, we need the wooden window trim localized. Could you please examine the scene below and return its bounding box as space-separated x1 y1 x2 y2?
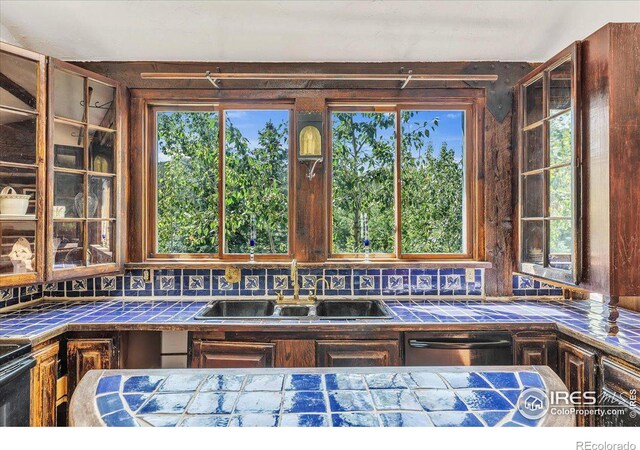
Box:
145 102 295 262
326 100 481 261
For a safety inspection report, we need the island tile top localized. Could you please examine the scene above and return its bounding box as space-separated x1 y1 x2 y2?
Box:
70 366 573 427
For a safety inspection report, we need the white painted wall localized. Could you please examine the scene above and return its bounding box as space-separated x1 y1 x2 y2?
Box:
1 1 639 62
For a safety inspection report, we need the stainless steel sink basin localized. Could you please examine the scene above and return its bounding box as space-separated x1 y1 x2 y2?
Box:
195 300 275 318
278 305 311 317
194 299 392 320
315 300 392 318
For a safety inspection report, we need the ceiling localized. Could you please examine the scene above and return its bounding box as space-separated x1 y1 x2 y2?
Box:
1 1 638 62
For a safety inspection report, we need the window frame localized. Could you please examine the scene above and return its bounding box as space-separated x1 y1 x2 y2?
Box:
516 42 581 285
326 101 479 261
146 102 295 262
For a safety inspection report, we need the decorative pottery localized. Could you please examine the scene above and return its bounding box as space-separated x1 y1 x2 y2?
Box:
9 237 34 273
0 186 31 215
74 192 98 217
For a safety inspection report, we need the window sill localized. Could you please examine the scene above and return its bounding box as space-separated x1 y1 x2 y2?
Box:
126 260 492 270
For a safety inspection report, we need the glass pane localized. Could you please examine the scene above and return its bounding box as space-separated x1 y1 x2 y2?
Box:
549 112 572 165
89 176 114 219
549 166 572 217
0 109 37 165
522 220 544 265
53 172 84 218
0 51 38 111
88 129 115 173
87 221 114 265
523 125 543 172
53 121 84 169
401 110 465 254
522 173 543 218
525 77 543 126
225 110 289 254
0 221 36 275
156 111 219 253
88 80 116 128
0 165 37 216
332 112 395 254
53 221 84 268
549 219 572 270
549 59 572 114
53 69 85 122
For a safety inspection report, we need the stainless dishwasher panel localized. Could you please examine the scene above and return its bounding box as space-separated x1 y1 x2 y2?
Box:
404 332 513 366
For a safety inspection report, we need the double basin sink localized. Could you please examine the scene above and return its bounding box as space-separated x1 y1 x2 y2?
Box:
194 299 392 320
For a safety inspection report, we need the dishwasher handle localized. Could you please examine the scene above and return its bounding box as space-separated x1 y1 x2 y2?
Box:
408 339 511 349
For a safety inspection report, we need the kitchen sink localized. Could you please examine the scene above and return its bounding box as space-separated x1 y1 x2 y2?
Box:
196 300 276 318
194 299 392 320
315 300 391 318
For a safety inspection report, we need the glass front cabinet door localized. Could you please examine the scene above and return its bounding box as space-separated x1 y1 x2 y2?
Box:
0 43 47 287
516 43 581 285
47 59 125 280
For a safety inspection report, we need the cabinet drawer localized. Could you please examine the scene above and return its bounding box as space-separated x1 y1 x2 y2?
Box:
191 340 275 368
316 340 401 367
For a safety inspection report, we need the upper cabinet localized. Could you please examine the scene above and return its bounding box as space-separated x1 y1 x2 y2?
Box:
0 43 46 286
47 59 125 280
516 43 581 285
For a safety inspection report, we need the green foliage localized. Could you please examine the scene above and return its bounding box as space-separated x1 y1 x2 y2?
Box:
548 112 573 258
225 117 289 254
156 111 289 255
156 112 219 253
331 111 464 255
331 113 396 253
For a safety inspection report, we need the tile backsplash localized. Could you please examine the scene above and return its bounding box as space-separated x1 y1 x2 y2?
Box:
0 268 563 311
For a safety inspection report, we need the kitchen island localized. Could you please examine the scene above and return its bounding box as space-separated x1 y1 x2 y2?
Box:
70 366 573 427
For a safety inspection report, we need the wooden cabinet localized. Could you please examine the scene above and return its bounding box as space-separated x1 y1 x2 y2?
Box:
30 341 59 427
67 338 117 395
46 59 126 281
598 356 640 427
191 340 275 368
513 333 558 373
0 42 47 287
316 340 401 367
558 340 596 426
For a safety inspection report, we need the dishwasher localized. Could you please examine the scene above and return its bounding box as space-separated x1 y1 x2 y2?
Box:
404 332 513 366
0 343 35 427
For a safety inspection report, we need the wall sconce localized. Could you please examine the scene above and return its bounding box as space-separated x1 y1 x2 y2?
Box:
297 112 323 180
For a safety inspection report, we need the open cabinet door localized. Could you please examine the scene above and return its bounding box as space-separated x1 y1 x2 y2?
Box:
46 58 127 281
0 42 47 288
516 42 582 286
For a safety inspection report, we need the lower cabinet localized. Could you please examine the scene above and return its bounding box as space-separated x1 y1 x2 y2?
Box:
67 338 118 396
558 340 597 427
30 342 59 427
513 333 558 373
316 340 401 367
191 340 275 368
599 356 640 426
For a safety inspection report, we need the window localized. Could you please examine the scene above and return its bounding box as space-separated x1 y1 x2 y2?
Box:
153 106 291 258
329 105 471 258
517 45 580 284
224 110 289 254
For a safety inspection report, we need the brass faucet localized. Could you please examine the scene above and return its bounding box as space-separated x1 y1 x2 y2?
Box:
275 259 317 305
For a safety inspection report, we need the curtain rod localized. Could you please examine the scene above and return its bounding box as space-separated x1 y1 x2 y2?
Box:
140 71 498 89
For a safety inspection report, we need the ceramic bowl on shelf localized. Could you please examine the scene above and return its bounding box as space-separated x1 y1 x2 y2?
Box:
0 186 31 216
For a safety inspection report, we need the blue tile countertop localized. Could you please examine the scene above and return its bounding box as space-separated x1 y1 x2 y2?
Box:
1 298 640 365
70 366 573 427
